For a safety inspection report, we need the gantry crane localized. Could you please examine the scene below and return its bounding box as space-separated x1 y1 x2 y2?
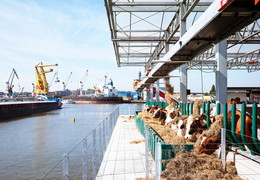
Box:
34 62 58 95
80 69 88 95
6 68 19 97
62 72 72 91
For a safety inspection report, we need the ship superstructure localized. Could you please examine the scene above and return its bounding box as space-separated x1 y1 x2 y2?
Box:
94 76 118 97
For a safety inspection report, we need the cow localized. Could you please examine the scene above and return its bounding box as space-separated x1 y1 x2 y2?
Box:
197 136 221 155
165 108 181 125
197 110 260 155
171 119 186 137
226 97 242 104
230 110 260 144
184 114 207 139
143 105 152 112
149 105 159 114
153 107 167 125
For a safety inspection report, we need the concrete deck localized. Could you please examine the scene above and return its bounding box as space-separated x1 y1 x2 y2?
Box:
96 115 155 180
226 151 260 180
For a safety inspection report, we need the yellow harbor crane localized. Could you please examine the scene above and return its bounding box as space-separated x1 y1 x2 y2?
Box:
34 62 58 95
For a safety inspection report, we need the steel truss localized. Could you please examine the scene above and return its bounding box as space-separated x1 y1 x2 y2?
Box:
105 0 260 77
187 49 260 72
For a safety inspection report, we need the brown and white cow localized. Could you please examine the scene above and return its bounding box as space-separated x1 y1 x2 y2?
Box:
197 136 221 155
184 114 207 139
165 108 181 125
143 105 152 112
197 110 260 155
153 107 167 125
171 119 186 137
149 105 159 114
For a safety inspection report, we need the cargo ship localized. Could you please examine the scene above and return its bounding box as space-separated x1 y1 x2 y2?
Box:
0 99 62 121
72 76 125 104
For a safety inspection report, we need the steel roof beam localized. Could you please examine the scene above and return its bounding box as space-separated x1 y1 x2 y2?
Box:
112 6 208 12
111 2 210 12
135 0 260 91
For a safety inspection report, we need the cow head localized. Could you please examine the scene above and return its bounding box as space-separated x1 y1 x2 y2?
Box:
144 105 151 112
185 115 200 139
197 136 221 155
149 105 159 114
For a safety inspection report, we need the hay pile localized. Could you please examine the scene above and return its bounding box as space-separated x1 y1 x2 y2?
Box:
194 114 224 151
193 99 203 115
161 152 242 180
130 140 145 144
132 79 142 89
164 77 174 104
138 112 191 144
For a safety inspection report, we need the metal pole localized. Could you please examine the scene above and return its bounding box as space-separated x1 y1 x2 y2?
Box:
215 39 227 109
128 107 131 116
103 119 106 154
145 126 149 179
92 129 97 179
155 142 161 180
221 128 226 172
156 80 159 102
82 138 88 180
99 124 102 165
63 154 69 180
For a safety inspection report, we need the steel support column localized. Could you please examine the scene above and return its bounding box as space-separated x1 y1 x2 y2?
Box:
143 88 149 101
215 39 227 111
150 85 153 101
156 80 159 101
180 2 187 103
180 65 188 103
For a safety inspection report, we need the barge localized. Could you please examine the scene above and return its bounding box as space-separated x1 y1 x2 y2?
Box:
0 100 62 121
73 96 124 104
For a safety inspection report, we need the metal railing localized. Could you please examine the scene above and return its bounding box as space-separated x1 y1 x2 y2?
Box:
41 107 120 180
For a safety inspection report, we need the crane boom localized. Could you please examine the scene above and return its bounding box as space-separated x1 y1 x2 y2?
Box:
49 72 59 89
34 62 58 95
80 69 88 95
6 68 19 97
62 72 72 91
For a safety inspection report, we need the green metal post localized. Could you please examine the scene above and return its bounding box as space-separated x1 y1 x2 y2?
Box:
206 102 211 128
186 103 189 115
201 103 205 114
252 104 260 151
216 103 220 115
189 103 193 115
231 104 246 151
240 103 255 155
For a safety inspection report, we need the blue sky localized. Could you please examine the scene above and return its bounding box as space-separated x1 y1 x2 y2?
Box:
0 0 142 93
0 0 259 94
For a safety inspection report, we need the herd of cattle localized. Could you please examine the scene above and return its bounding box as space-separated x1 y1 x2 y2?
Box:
142 102 260 155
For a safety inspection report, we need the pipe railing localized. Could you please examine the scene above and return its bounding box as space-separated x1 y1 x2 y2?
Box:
41 106 120 180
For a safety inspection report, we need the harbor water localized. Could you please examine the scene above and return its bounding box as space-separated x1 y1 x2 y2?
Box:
0 103 144 180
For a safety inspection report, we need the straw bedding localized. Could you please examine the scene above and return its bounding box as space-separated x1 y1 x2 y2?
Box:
164 77 174 104
137 112 242 180
161 152 242 180
138 112 190 144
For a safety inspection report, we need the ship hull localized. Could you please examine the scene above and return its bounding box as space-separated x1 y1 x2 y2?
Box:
0 101 62 121
72 96 124 104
